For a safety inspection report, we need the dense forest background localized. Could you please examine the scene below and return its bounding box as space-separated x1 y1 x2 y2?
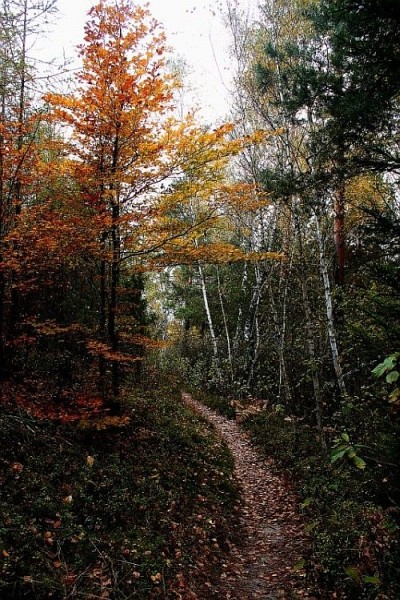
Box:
0 0 399 598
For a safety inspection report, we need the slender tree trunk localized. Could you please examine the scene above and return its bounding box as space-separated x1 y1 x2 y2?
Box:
0 79 5 377
247 311 261 389
97 149 107 394
188 198 222 383
279 269 292 403
276 207 294 404
98 231 107 394
109 201 120 397
216 266 234 383
244 206 279 390
15 0 27 217
9 0 28 343
334 183 345 287
108 127 121 398
198 263 218 358
315 212 347 397
293 203 325 437
198 262 221 382
244 263 263 388
233 262 248 353
268 255 293 405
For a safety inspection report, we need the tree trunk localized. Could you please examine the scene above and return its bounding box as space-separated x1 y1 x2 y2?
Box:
233 262 248 354
315 212 347 397
108 126 121 399
9 0 28 342
109 201 120 397
334 183 346 287
0 77 6 377
244 263 264 388
268 260 293 405
216 266 234 383
293 203 325 437
198 262 221 382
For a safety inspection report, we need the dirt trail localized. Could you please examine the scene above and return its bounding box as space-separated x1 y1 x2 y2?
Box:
182 393 309 599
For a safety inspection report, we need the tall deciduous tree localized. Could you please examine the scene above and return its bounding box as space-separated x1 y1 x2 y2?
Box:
45 0 255 398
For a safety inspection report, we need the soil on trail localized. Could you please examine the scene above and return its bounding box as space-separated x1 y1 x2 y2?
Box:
182 393 309 600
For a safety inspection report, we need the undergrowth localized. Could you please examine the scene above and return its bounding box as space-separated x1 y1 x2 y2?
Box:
197 390 400 599
190 389 236 420
0 383 238 599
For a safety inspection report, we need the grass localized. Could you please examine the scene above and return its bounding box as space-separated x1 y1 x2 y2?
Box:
0 383 238 599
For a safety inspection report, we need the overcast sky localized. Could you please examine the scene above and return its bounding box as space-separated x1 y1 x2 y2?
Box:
35 0 256 123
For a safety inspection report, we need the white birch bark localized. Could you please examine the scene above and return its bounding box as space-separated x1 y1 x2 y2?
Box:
233 262 248 353
268 251 294 405
216 266 234 383
244 263 264 388
315 213 347 397
198 262 222 382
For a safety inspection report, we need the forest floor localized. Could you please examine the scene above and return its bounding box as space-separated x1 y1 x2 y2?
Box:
1 380 397 598
182 392 311 600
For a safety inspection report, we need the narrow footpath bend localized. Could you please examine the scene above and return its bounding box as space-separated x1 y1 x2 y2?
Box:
182 393 309 600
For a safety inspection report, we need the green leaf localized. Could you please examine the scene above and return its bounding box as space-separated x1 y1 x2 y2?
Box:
334 443 348 451
341 432 350 442
353 455 366 470
372 363 387 378
386 370 399 384
385 355 397 368
363 575 381 585
372 355 397 378
344 566 361 582
331 449 346 463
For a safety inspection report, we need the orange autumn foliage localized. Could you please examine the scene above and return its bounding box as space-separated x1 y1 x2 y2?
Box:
0 0 273 414
40 0 267 399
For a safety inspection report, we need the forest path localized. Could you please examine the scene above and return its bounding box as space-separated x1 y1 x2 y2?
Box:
182 392 309 600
